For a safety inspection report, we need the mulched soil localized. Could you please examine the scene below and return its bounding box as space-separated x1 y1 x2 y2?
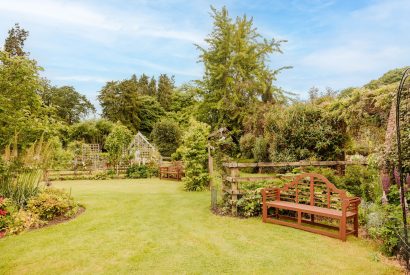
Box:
33 207 86 230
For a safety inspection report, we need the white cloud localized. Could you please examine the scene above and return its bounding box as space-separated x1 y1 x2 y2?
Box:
0 0 120 31
0 0 204 43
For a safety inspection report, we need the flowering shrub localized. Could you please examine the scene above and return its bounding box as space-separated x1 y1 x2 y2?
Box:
27 188 79 221
0 188 80 237
0 197 8 232
6 209 44 235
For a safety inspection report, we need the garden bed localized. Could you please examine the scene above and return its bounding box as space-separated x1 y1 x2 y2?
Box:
0 206 85 239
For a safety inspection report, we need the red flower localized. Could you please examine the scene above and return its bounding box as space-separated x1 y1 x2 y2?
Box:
0 209 7 216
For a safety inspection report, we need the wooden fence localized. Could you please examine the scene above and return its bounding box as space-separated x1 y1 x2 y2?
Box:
47 166 129 181
222 160 367 216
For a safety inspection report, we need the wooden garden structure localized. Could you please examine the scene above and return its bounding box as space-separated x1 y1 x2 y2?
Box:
80 143 102 170
159 161 184 181
128 132 161 164
223 160 366 216
261 173 360 241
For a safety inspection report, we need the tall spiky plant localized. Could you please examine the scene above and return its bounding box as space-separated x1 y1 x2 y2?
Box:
0 134 53 208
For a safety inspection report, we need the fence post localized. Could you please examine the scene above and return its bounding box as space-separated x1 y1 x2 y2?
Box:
211 186 217 211
230 167 240 216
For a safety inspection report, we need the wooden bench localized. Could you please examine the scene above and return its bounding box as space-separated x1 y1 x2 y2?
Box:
261 173 360 241
159 165 184 181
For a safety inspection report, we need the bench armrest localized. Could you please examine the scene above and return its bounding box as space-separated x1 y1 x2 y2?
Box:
343 197 361 213
261 188 280 203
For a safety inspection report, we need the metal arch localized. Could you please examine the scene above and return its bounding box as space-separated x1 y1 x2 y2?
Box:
396 67 410 266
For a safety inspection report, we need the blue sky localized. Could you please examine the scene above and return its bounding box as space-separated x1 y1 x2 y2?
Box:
0 0 409 112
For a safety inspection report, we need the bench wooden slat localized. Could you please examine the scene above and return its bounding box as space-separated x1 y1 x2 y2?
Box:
267 201 356 219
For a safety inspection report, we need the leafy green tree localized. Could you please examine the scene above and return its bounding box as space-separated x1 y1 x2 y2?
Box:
105 123 132 174
151 118 182 157
4 23 29 57
98 76 140 129
169 83 197 113
165 84 199 126
138 74 150 95
0 51 52 148
196 6 286 140
68 119 114 149
157 74 175 111
175 119 210 191
148 77 157 96
98 76 165 133
40 85 95 124
136 96 165 135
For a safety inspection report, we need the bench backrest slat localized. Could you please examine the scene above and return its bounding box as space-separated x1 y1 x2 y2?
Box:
277 173 347 210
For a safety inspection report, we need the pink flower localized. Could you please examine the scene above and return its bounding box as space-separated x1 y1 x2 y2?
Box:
0 209 7 216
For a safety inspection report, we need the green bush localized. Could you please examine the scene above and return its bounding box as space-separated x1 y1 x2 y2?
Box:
93 170 115 180
267 104 347 161
126 164 157 179
27 188 79 221
237 190 262 217
339 165 382 202
360 202 402 256
234 179 286 217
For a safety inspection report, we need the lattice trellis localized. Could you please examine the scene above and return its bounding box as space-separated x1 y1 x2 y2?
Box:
81 143 102 169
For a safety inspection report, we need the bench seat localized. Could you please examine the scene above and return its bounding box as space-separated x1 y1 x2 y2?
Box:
267 201 356 219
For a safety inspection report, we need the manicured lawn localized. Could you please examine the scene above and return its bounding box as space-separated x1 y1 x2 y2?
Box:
0 179 402 274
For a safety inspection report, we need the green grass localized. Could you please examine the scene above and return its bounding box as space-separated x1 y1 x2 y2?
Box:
0 179 402 274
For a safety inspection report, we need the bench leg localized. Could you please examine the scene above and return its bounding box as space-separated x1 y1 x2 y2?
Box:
262 204 268 222
311 214 315 224
340 217 347 241
297 211 302 225
354 215 359 237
